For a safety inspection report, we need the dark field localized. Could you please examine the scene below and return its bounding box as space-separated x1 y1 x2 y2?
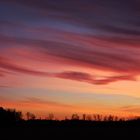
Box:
1 120 140 140
0 107 140 139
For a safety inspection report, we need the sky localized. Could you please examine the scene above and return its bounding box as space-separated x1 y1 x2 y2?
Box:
0 0 140 119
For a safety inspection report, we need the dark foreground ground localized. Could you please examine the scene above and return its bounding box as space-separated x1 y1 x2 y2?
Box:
0 120 140 140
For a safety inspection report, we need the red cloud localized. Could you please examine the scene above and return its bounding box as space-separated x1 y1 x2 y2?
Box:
0 56 136 85
55 71 136 85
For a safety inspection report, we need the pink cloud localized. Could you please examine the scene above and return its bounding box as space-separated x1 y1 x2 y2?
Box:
0 56 136 85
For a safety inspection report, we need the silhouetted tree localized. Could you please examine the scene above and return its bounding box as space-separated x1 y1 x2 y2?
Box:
114 116 119 121
104 115 108 121
65 116 68 120
0 107 22 124
86 115 92 121
26 112 36 120
83 114 86 121
93 114 102 121
108 115 114 121
71 114 79 120
48 113 54 120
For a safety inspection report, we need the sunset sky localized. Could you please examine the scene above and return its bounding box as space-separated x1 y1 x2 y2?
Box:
0 0 140 119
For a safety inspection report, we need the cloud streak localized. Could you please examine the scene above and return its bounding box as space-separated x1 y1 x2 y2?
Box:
55 71 136 85
0 56 136 85
22 97 75 109
121 105 140 113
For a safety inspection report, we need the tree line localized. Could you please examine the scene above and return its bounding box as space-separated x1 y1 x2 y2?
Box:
0 107 140 123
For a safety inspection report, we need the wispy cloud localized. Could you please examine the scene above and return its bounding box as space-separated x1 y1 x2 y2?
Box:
22 97 75 109
55 71 136 85
1 33 140 73
121 105 140 113
0 57 136 85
